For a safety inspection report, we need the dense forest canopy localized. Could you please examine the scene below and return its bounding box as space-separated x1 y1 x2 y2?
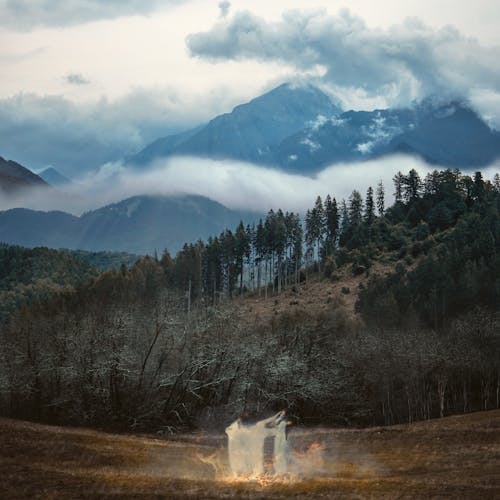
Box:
0 246 140 322
0 167 499 432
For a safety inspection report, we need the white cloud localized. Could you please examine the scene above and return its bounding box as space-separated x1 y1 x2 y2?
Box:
300 137 321 153
356 142 374 155
2 154 498 217
187 8 500 113
0 0 181 30
307 114 328 131
0 88 242 174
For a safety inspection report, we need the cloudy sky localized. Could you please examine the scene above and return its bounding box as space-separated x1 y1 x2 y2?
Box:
1 0 500 176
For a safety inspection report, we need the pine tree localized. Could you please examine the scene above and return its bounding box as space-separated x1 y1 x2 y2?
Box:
254 219 265 295
220 229 236 298
348 190 363 227
305 208 315 263
284 212 299 287
291 213 303 285
274 209 288 293
473 171 485 200
493 173 500 192
393 171 404 203
324 194 339 255
235 221 250 294
264 210 276 295
365 186 375 225
402 169 422 203
245 223 255 290
339 199 349 246
424 170 441 196
376 180 385 216
313 196 325 269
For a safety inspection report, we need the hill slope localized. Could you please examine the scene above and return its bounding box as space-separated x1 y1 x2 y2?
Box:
0 244 99 321
0 156 49 193
0 194 259 255
1 410 498 499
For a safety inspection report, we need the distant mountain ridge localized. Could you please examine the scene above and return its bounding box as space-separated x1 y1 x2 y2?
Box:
129 85 500 172
0 156 49 193
129 83 342 166
0 194 259 255
275 100 500 172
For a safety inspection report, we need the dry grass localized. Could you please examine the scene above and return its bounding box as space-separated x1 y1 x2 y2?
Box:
236 261 394 324
1 410 499 499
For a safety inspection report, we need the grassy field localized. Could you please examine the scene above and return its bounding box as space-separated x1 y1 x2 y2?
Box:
1 410 499 499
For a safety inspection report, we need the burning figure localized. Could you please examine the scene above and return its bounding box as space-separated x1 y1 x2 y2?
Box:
273 418 292 475
225 410 289 477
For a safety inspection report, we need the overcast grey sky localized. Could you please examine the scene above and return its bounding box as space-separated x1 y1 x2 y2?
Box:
1 0 500 174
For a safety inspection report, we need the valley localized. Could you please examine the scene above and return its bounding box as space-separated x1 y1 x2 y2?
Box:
1 410 499 499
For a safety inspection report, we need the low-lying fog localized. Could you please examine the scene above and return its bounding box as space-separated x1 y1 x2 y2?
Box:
2 154 499 216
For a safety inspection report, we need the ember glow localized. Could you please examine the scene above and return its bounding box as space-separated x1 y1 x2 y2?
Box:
219 411 327 484
225 411 289 478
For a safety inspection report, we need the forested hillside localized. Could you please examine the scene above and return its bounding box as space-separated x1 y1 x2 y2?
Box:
0 245 98 322
0 168 499 432
0 245 140 321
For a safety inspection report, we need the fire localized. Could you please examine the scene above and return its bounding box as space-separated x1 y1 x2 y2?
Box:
196 413 326 487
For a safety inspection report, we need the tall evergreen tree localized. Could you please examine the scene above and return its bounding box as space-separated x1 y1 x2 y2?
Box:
313 196 325 268
254 219 266 295
473 171 485 200
324 195 339 256
365 186 375 225
234 221 251 294
220 229 236 298
348 190 363 227
291 213 303 285
376 180 385 216
402 169 422 203
339 199 349 246
274 209 288 292
393 171 404 203
493 173 500 192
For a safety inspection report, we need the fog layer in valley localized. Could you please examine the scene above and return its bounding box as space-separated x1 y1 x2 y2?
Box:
2 154 499 216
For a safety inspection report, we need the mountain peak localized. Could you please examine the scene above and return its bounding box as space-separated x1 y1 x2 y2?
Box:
39 167 71 186
129 83 341 166
0 156 49 194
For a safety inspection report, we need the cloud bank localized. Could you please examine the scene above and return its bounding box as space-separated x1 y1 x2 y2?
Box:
0 0 181 30
0 88 240 175
187 8 500 111
2 155 498 217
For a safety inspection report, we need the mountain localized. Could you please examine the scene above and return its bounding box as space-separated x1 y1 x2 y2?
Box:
0 195 258 255
0 156 49 193
384 102 500 167
270 100 500 172
130 86 500 173
129 83 342 166
39 167 71 186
